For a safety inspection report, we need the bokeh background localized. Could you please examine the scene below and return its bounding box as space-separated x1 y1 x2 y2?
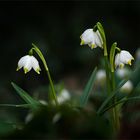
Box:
0 0 140 121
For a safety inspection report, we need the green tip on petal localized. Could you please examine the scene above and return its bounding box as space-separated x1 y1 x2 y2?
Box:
24 68 28 74
16 67 19 71
80 40 84 45
128 60 132 65
36 68 41 74
91 44 95 49
132 57 135 60
119 63 124 69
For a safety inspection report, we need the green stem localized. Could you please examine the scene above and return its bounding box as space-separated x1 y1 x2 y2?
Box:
97 22 119 131
104 56 111 95
31 43 58 106
111 72 120 131
104 43 108 57
47 69 59 106
104 48 116 131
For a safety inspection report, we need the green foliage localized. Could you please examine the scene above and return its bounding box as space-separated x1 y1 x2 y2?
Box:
11 82 40 110
0 121 15 136
79 67 97 107
4 105 112 139
97 79 128 115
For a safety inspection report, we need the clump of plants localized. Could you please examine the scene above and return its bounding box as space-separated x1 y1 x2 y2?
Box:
1 22 140 139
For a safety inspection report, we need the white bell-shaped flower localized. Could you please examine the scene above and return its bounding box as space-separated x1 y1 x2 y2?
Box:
57 89 71 104
80 29 103 49
115 50 134 68
95 69 106 87
96 69 106 82
120 80 133 93
17 55 41 74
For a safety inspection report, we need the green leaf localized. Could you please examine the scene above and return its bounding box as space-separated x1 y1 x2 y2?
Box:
79 67 97 107
11 82 40 109
130 63 140 87
100 96 140 115
97 79 128 115
0 104 31 108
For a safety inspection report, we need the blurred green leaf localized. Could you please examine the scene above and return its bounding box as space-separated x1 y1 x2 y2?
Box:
130 63 140 87
97 79 128 115
101 96 140 115
0 104 31 108
79 67 97 107
0 121 15 136
11 82 40 109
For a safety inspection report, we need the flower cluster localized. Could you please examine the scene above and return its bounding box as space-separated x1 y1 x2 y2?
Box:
80 26 134 69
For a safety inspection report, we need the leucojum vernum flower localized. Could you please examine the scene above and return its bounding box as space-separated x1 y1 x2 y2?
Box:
115 50 134 68
80 22 134 131
17 55 41 74
16 43 59 105
80 28 103 49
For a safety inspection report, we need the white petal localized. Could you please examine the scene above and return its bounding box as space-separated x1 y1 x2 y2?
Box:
57 89 70 104
81 29 95 44
120 50 134 64
23 56 32 72
95 30 103 48
60 89 71 100
88 41 97 49
115 53 120 67
18 55 30 69
31 56 41 74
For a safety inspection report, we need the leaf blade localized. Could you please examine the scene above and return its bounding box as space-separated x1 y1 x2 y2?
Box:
97 79 128 114
0 104 31 108
79 67 97 107
11 82 40 109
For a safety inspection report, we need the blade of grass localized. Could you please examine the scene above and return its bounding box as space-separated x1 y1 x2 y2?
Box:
11 82 40 109
0 104 31 108
79 67 97 107
97 79 128 115
100 96 140 115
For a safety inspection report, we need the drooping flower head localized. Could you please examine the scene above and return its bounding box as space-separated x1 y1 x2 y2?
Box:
17 55 41 74
115 50 134 68
80 29 103 49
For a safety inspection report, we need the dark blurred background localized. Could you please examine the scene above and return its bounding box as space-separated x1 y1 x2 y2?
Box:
0 0 140 103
